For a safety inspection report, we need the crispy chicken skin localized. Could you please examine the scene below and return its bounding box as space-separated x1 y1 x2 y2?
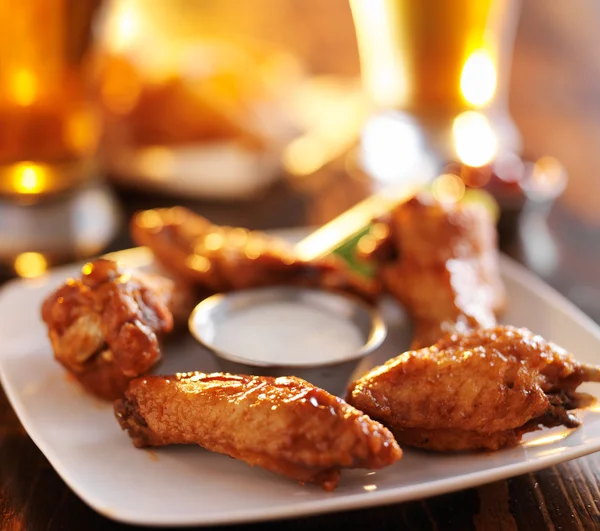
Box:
41 259 181 401
363 194 505 349
347 326 600 452
130 207 378 302
115 372 402 490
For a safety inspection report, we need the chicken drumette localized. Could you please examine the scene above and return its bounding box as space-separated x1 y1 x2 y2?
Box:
362 194 505 349
41 259 189 400
347 325 600 451
130 207 378 302
115 372 402 490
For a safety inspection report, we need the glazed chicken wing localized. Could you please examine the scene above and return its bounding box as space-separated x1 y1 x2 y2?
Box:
347 326 600 451
41 259 188 401
130 207 378 302
115 372 402 490
362 194 505 349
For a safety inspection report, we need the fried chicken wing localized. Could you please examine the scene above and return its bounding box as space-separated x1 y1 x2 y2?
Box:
115 372 402 490
41 259 189 401
362 194 505 349
130 207 378 302
347 326 600 451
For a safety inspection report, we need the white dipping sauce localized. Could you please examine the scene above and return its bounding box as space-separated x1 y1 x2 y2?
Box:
212 301 364 365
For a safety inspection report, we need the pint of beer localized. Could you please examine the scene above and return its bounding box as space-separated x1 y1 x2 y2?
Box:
0 0 100 198
350 0 521 167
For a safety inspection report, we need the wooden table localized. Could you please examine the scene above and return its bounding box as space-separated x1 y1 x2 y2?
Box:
3 1 600 528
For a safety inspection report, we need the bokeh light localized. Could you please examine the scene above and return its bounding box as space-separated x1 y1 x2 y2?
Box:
9 68 38 106
431 173 466 203
14 252 47 278
452 111 498 168
12 162 47 194
530 156 566 194
460 49 497 107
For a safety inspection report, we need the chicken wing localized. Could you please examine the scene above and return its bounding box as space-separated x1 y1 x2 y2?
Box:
347 326 600 451
361 194 505 349
130 207 378 302
41 259 189 401
115 372 402 490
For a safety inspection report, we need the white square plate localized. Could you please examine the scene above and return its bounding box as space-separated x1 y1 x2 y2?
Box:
1 238 600 527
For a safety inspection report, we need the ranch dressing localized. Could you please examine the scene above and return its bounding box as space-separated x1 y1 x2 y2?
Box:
212 301 364 365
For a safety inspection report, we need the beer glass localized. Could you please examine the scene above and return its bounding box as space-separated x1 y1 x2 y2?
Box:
0 0 120 277
0 0 100 199
350 0 522 181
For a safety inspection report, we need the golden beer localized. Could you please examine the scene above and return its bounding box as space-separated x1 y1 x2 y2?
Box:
0 0 100 198
350 0 521 168
351 0 517 111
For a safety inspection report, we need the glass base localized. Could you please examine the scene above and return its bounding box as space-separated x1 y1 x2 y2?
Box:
0 182 122 277
355 108 522 186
